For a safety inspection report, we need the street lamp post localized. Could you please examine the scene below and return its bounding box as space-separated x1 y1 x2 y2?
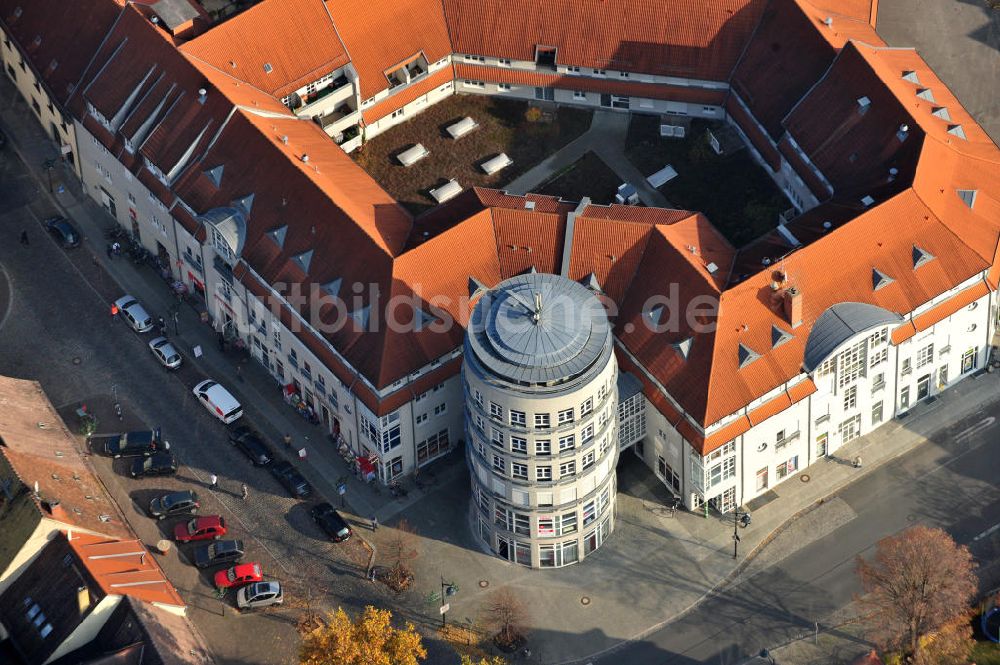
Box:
732 507 751 559
440 577 456 628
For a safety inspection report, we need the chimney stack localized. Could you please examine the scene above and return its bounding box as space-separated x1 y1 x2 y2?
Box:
783 286 803 328
197 88 207 105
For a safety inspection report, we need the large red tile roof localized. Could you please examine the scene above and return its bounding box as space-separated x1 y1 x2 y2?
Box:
181 0 349 99
324 0 452 100
443 0 767 82
0 376 132 540
0 0 124 105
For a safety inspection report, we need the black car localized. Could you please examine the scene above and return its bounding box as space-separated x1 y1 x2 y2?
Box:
130 452 177 478
310 502 352 542
192 539 245 568
148 490 199 520
93 428 165 458
44 216 81 248
228 427 273 466
270 461 311 498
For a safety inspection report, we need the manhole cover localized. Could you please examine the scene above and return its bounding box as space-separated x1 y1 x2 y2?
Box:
72 357 82 365
800 474 810 483
580 596 591 606
478 580 489 588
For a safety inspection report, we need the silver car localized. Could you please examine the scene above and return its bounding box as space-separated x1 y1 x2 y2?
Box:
236 581 283 609
114 295 154 333
148 336 182 369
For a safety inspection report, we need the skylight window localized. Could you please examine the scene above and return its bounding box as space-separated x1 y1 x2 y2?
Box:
263 63 273 74
771 325 792 349
947 124 966 140
957 189 977 209
673 337 693 360
291 249 313 273
912 245 935 269
872 268 894 291
737 343 760 369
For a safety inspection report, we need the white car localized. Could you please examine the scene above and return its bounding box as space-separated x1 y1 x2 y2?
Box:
148 337 182 369
237 581 283 609
114 295 154 333
193 379 243 424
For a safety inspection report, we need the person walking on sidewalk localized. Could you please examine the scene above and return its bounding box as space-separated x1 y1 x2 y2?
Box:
19 230 28 246
852 456 863 469
283 433 292 450
371 516 378 531
241 483 249 500
209 473 218 489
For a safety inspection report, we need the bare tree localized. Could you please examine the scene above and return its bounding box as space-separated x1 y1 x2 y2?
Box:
383 519 419 592
855 525 977 660
484 588 528 650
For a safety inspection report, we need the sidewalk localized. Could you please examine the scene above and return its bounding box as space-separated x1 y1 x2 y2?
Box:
7 74 1000 664
505 110 671 208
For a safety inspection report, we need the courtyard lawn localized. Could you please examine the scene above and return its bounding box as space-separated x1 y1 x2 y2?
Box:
535 152 620 205
972 641 1000 665
625 114 790 247
353 95 592 215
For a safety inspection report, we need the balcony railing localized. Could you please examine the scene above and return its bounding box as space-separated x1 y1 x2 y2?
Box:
292 75 351 111
316 103 359 129
872 380 886 394
775 431 800 449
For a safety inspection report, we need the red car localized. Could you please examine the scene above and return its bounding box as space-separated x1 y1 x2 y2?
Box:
173 515 227 543
214 562 263 589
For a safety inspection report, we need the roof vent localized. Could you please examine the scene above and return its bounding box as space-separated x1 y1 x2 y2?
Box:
896 124 909 142
580 272 602 292
771 325 793 349
931 106 951 121
856 96 871 115
204 164 224 188
823 16 833 26
822 221 832 231
947 124 966 140
267 225 287 248
912 244 935 269
902 71 920 84
322 278 342 297
673 337 693 360
301 154 310 163
197 88 207 104
916 88 935 102
887 167 899 182
13 7 22 18
861 195 875 207
524 200 535 210
648 305 665 327
468 276 487 298
957 189 977 209
762 257 772 266
280 135 288 145
872 268 894 291
292 249 314 274
737 343 761 368
150 15 159 24
706 262 718 274
263 63 273 74
32 35 41 47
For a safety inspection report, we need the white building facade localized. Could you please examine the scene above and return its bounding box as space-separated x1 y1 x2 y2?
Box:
464 274 619 568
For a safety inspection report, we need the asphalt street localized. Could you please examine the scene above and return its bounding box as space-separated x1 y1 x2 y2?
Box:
0 144 384 665
594 403 1000 665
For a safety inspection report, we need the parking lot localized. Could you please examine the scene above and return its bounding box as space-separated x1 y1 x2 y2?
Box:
0 142 379 665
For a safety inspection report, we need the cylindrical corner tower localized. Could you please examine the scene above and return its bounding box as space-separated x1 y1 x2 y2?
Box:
463 273 618 568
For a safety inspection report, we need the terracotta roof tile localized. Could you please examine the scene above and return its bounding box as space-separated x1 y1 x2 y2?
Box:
703 416 752 451
491 208 566 278
0 376 132 539
0 0 123 105
67 532 185 608
911 280 990 333
454 64 727 106
567 213 658 305
747 391 792 425
362 66 454 124
444 0 766 81
181 0 350 98
324 0 452 99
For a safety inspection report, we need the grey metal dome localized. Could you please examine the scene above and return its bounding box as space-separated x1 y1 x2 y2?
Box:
466 273 612 387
